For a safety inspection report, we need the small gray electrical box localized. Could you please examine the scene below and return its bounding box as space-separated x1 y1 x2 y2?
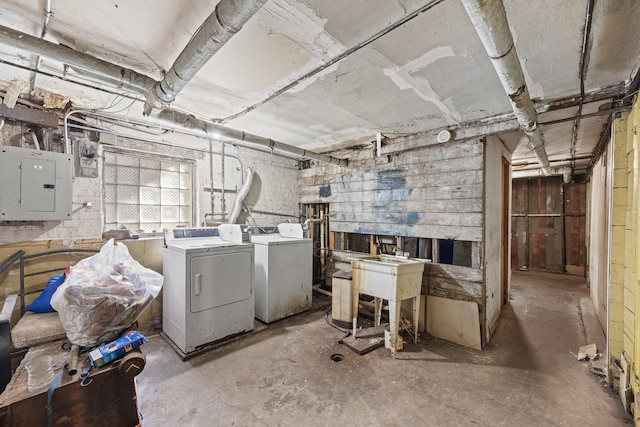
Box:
0 145 73 221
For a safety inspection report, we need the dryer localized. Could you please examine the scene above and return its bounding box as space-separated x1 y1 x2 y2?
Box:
162 225 254 358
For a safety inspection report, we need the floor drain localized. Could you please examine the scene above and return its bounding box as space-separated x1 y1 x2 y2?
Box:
331 353 344 362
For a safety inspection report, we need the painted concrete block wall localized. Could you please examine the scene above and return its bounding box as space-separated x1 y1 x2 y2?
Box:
627 101 640 370
603 96 640 418
0 127 300 246
625 97 640 421
0 123 300 336
624 106 638 365
609 113 629 361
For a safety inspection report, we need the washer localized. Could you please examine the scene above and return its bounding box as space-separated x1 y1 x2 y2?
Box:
162 225 254 358
251 223 312 323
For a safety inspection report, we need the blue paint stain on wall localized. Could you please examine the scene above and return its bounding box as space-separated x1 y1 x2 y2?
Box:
377 212 420 224
378 167 407 176
377 167 408 190
319 185 332 197
377 176 406 189
375 189 412 202
340 174 352 191
353 223 416 236
405 212 420 223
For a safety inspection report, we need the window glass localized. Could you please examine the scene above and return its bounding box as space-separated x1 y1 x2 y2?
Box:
103 150 193 233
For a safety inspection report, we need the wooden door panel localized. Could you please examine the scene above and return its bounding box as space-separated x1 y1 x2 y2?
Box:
511 216 527 269
529 217 563 272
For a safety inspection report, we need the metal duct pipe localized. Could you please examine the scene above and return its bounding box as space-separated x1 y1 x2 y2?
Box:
512 166 572 183
461 0 551 175
0 24 346 166
154 108 349 166
0 24 156 93
229 167 254 224
143 0 267 114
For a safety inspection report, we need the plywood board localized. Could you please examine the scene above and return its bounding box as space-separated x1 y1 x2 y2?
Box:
426 295 481 350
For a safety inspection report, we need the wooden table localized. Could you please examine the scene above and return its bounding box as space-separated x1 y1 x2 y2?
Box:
0 340 141 426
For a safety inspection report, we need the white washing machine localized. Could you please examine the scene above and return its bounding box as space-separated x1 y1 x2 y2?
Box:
162 225 254 357
251 223 312 323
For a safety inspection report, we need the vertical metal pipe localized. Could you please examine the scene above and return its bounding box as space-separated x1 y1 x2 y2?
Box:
221 142 226 220
19 258 26 315
319 207 326 277
29 0 53 98
209 139 215 224
571 0 595 174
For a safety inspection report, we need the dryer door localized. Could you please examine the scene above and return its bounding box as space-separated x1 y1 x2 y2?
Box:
190 250 253 313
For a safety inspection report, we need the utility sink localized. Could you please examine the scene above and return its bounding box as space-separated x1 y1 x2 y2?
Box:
351 255 425 301
350 255 426 355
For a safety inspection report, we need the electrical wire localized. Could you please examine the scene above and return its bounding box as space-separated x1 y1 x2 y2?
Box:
220 0 449 123
323 305 351 338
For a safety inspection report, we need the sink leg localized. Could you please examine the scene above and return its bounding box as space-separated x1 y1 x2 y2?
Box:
351 290 359 327
413 296 420 344
373 298 382 326
388 300 401 356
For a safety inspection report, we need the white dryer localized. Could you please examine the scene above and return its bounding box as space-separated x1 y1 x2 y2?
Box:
251 223 312 323
162 225 254 357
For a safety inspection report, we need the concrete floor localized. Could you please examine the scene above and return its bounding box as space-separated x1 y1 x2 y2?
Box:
136 271 632 426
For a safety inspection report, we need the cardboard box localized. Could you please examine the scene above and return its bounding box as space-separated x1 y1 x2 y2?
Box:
89 331 148 368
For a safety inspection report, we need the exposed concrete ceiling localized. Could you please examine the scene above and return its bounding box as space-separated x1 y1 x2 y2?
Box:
0 0 638 177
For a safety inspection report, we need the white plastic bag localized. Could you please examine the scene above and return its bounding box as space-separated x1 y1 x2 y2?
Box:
51 239 163 347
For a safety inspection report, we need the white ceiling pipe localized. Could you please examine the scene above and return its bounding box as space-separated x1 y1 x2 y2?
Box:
155 108 349 166
143 0 267 115
0 24 156 93
513 166 572 183
0 20 155 97
461 0 551 175
0 22 345 166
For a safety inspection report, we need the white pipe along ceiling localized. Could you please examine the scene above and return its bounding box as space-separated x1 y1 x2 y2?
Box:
0 0 638 176
0 24 155 93
461 0 551 175
0 3 347 166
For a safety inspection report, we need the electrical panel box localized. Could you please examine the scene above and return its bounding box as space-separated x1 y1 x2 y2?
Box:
0 145 73 221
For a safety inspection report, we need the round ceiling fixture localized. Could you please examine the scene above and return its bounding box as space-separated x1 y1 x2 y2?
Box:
437 130 452 143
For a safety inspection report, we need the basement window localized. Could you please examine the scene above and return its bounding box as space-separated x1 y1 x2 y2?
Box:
347 233 371 253
103 150 194 234
438 239 472 267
